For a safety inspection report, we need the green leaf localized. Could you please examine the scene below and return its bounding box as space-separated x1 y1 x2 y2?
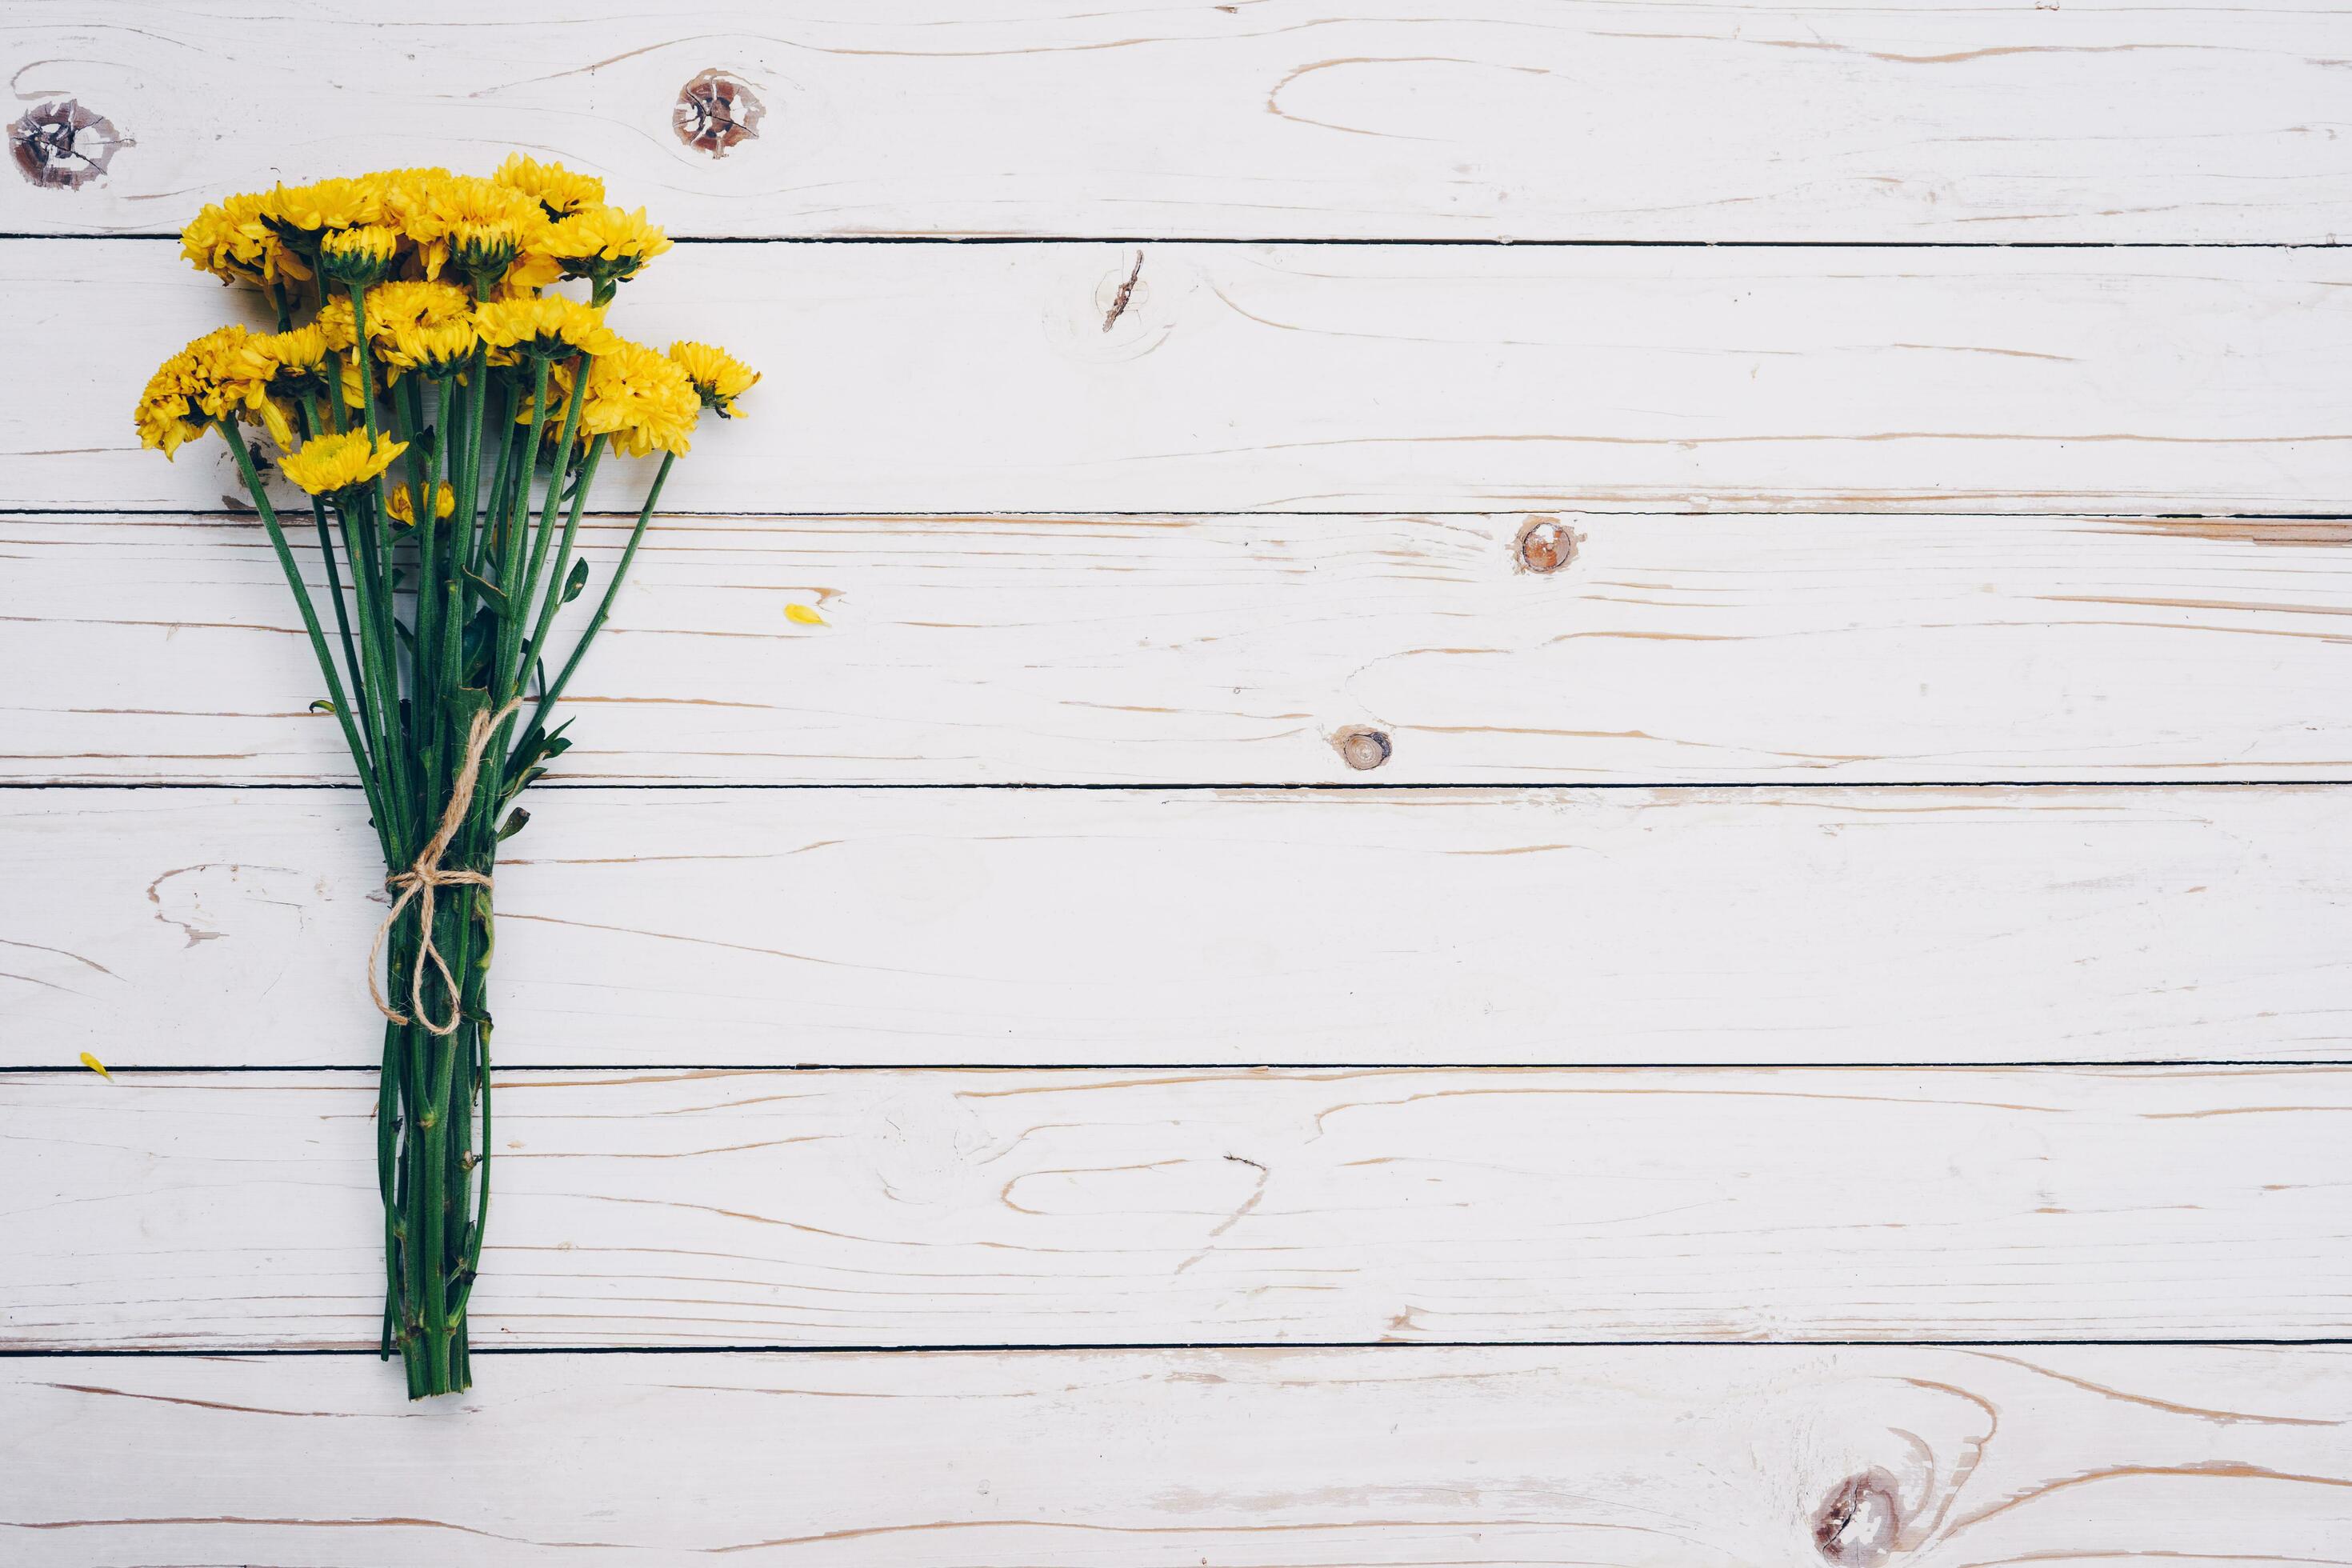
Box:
498 806 531 841
500 764 550 806
562 558 590 604
310 698 338 716
463 567 509 612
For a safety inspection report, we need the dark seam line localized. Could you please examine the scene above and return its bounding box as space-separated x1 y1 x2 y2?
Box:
7 1338 2349 1359
6 232 2347 250
4 1067 2352 1081
4 1060 2341 1075
6 780 2351 793
9 507 2352 521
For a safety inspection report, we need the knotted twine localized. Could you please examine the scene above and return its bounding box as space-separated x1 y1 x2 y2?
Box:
366 697 524 1037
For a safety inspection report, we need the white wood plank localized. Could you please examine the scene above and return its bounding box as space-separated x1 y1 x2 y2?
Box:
10 513 2352 786
15 242 2352 514
6 1066 2349 1348
7 2 2351 242
5 1347 2348 1564
5 785 2346 1069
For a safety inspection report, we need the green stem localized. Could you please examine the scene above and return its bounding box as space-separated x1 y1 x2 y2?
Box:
376 1016 401 1362
307 495 373 754
216 421 390 853
414 378 453 754
346 282 422 837
491 359 554 713
506 361 591 695
476 377 520 582
338 499 412 858
450 1012 494 1323
398 375 433 517
518 434 605 707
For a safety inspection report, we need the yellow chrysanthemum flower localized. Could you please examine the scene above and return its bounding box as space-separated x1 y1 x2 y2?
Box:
371 166 456 266
422 176 558 290
134 326 252 458
388 318 482 378
230 326 336 446
548 205 671 292
182 191 311 287
235 324 334 389
494 154 606 219
668 341 759 418
314 282 470 368
318 224 402 286
280 430 406 496
434 173 551 229
264 177 385 251
579 338 700 458
476 294 620 360
366 279 473 332
386 482 458 526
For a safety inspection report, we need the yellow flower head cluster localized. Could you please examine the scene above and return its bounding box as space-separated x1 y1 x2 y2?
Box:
181 161 634 298
148 158 754 487
668 342 760 418
280 430 407 497
134 326 254 458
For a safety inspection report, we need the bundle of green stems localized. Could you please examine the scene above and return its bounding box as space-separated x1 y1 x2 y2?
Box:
144 162 756 1395
228 286 672 1399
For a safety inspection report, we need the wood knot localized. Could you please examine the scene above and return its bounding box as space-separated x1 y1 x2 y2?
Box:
10 100 126 190
1514 515 1575 574
1813 1470 1902 1568
1334 726 1392 771
675 70 764 157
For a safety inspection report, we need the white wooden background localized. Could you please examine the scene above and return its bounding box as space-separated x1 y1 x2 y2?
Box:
3 2 2350 1563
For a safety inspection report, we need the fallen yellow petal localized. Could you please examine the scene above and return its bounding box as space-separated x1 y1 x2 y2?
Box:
785 603 826 626
80 1052 113 1081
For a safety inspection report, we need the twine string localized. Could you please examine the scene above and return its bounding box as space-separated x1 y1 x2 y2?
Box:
366 697 523 1037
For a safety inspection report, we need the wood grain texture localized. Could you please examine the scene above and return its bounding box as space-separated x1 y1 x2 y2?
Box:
6 785 2347 1069
7 1066 2350 1348
18 242 2352 515
5 1346 2349 1564
7 2 2352 242
12 513 2352 786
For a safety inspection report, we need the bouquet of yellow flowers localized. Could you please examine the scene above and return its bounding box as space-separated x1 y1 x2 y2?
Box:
136 158 758 1398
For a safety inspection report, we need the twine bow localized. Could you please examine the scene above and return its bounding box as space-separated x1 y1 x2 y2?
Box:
367 697 524 1036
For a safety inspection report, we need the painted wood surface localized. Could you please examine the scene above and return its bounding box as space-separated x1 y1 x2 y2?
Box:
6 1346 2350 1565
8 2 2352 242
6 0 2348 1543
17 242 2352 516
13 513 2352 786
8 785 2346 1070
6 1066 2349 1349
